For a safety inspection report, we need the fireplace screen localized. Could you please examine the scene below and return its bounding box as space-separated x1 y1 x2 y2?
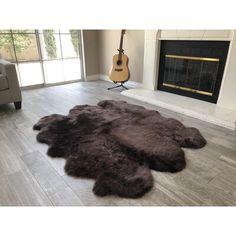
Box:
163 54 219 96
158 40 229 103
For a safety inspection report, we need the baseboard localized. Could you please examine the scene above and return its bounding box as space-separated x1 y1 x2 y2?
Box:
99 74 142 88
99 74 110 82
86 74 100 81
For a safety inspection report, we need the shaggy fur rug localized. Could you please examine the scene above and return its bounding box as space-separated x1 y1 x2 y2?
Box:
33 100 206 198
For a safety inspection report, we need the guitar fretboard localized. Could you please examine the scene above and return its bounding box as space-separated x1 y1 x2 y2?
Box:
118 30 125 61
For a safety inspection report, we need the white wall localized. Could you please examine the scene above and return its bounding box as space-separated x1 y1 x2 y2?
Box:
218 31 236 110
83 30 99 76
98 30 144 83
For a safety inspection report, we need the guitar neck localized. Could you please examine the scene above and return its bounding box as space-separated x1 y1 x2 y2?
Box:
118 30 125 60
119 34 124 53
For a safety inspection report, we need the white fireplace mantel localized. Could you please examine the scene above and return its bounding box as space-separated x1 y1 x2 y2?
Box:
122 30 236 130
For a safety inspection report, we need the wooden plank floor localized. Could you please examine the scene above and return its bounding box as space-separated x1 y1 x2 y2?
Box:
0 80 236 206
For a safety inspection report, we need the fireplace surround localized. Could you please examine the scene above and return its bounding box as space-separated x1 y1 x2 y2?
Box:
121 30 236 130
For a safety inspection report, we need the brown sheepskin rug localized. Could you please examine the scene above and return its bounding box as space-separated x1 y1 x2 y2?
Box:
33 100 206 198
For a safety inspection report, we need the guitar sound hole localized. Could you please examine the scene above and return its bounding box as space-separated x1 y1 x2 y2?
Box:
117 60 122 65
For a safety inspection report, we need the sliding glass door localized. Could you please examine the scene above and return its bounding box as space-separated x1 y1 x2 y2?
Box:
0 29 82 87
13 30 44 87
60 30 81 81
39 30 64 84
39 30 81 84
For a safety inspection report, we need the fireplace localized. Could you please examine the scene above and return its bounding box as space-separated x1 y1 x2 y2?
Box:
157 40 229 103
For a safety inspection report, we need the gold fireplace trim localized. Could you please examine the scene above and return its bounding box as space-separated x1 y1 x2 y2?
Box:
162 83 213 96
165 54 219 62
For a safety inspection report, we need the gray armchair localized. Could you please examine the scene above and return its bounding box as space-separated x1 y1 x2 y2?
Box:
0 59 22 109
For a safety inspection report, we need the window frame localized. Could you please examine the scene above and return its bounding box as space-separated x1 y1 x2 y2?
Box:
0 29 84 87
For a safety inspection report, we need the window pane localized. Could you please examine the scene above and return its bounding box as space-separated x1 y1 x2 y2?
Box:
0 33 16 62
39 30 61 59
59 29 71 34
18 62 44 86
63 58 81 81
12 29 35 34
0 30 11 33
61 30 80 58
38 29 59 34
12 33 39 61
43 60 64 84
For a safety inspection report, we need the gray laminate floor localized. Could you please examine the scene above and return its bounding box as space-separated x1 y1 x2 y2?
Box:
0 80 236 206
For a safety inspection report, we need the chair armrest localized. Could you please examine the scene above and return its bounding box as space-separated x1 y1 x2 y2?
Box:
5 63 20 88
0 59 22 102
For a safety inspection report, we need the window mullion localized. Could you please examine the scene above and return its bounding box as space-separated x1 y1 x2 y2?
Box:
35 30 46 86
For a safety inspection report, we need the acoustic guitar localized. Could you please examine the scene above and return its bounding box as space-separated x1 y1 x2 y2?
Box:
109 30 130 84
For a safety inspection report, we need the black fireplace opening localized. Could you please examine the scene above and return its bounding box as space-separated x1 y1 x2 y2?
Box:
157 40 230 103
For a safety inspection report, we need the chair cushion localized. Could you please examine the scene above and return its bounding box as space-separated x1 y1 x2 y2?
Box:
0 74 9 90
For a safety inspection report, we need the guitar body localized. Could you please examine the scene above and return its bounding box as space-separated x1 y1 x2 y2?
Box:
109 54 130 82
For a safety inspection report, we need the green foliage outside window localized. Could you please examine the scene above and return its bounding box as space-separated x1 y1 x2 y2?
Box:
70 30 80 56
0 30 32 60
43 30 57 58
13 33 32 52
0 30 80 60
